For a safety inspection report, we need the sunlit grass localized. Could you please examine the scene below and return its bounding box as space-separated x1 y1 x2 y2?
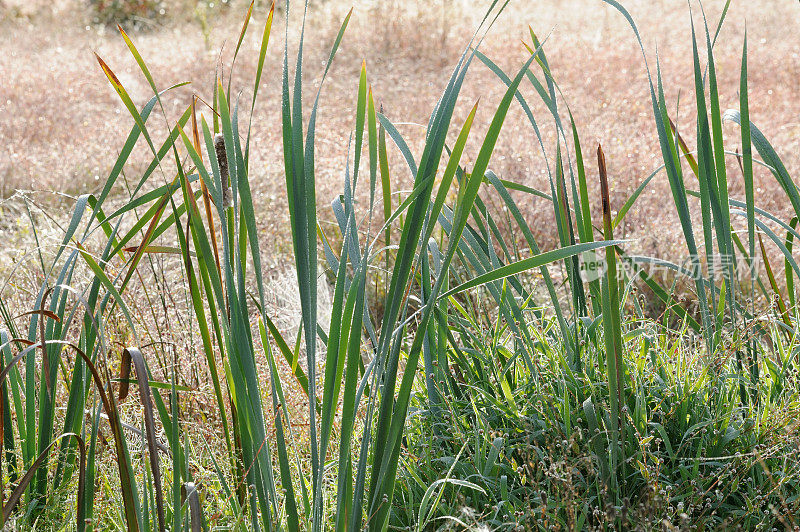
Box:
1 0 799 530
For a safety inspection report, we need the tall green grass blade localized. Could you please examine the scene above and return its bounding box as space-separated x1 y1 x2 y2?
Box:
738 34 755 261
228 0 255 101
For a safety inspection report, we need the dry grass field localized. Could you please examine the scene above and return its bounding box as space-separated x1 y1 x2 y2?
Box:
2 1 800 528
3 0 798 269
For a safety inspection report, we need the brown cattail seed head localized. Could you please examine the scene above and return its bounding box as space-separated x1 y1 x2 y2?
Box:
214 133 233 208
597 144 611 219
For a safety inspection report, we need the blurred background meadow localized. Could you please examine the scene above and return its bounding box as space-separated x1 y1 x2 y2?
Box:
3 0 798 267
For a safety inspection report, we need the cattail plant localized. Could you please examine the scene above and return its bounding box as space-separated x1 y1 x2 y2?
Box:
597 144 625 492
